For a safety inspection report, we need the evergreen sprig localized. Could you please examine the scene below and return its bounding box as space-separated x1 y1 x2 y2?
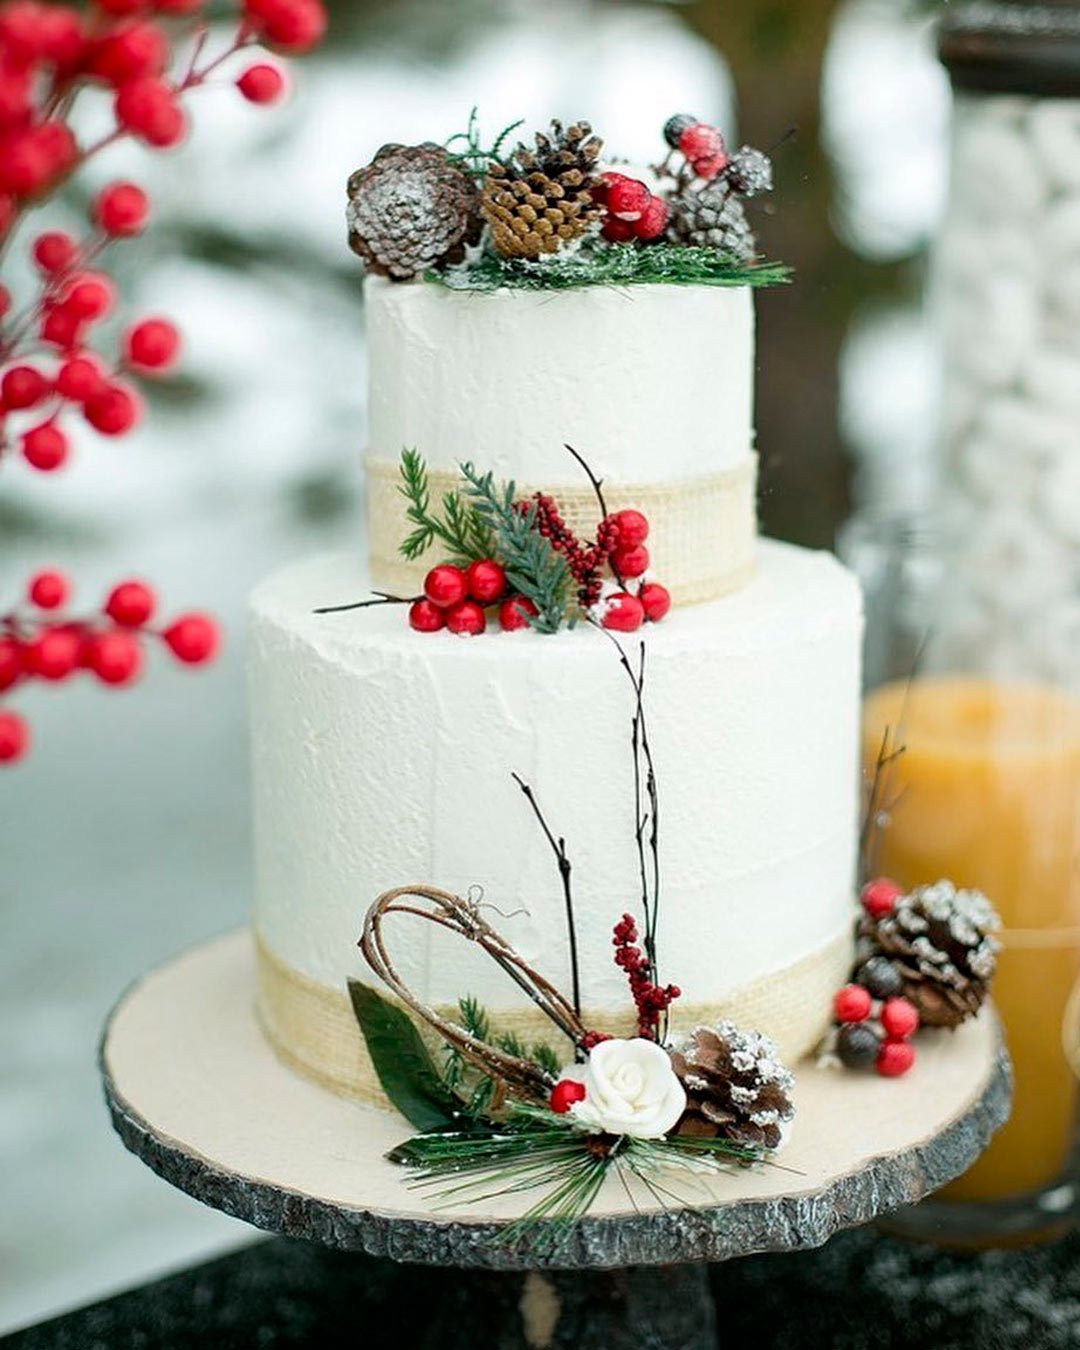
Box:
444 107 525 178
430 243 792 293
398 449 495 564
441 996 565 1114
459 461 573 634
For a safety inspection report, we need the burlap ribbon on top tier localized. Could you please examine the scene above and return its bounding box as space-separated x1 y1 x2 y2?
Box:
365 456 758 607
254 926 852 1106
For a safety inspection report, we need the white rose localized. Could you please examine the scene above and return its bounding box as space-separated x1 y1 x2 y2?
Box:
561 1038 686 1139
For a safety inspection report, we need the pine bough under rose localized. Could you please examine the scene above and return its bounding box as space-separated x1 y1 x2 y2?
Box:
0 0 329 763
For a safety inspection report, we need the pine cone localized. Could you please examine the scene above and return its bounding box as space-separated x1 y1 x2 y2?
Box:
346 143 480 281
666 185 756 261
669 1022 794 1151
859 881 1001 1030
726 146 773 198
481 119 603 260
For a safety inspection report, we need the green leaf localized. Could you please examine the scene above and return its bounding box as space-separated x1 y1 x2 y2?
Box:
347 980 459 1133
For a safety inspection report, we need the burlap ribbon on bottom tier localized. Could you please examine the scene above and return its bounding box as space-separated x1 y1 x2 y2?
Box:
365 456 759 607
254 926 853 1106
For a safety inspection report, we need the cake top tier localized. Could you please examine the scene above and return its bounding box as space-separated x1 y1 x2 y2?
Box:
345 111 788 293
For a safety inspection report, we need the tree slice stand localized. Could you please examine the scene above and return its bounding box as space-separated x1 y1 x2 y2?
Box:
101 931 1011 1350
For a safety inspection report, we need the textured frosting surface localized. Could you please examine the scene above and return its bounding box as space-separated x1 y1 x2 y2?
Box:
249 540 863 1052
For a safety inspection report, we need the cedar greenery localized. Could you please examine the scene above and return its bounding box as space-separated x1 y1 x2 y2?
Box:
397 448 495 564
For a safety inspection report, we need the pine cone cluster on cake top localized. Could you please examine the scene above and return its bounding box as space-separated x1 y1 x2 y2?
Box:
480 119 604 260
858 880 1001 1030
346 143 480 280
669 1022 794 1150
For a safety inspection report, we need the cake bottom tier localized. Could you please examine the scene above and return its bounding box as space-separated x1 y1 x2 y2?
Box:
248 541 863 1102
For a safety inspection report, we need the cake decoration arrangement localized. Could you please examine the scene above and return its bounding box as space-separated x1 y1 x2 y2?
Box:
346 110 791 292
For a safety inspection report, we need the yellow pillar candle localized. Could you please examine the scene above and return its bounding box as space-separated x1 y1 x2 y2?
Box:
863 677 1080 1202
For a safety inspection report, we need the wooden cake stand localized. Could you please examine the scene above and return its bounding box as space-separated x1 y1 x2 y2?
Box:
101 931 1011 1349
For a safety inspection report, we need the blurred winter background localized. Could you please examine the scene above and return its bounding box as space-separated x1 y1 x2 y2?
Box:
0 0 949 1332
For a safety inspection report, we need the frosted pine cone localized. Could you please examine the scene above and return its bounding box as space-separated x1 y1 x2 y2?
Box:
666 185 756 261
481 119 603 260
726 146 773 198
346 143 480 281
669 1022 794 1150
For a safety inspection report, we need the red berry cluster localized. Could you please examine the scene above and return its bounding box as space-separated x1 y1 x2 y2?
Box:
548 1078 586 1115
594 172 669 245
612 912 681 1040
0 567 219 765
662 114 728 181
409 559 535 637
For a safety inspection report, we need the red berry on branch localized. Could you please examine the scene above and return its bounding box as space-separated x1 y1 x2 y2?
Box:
600 215 636 244
95 0 148 15
549 1079 586 1114
0 637 24 692
61 272 116 321
90 21 171 87
0 2 53 63
21 422 68 471
445 600 485 636
57 354 105 404
154 0 207 13
123 317 180 372
28 569 70 610
678 121 725 166
0 64 32 126
860 877 903 919
38 6 85 71
639 582 671 623
602 592 645 632
0 285 11 319
880 997 920 1041
245 0 328 53
0 709 29 764
693 150 729 181
833 983 873 1024
2 364 50 409
605 175 650 220
466 558 507 605
115 77 187 148
39 305 85 350
28 626 82 681
86 628 143 685
633 195 669 241
609 508 649 549
423 564 468 610
32 230 78 274
84 383 141 435
498 595 538 632
93 181 150 237
237 63 286 105
876 1039 916 1078
612 543 650 579
105 580 156 628
162 612 219 664
407 598 444 633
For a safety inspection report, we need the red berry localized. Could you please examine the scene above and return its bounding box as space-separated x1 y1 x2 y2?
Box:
28 626 81 681
115 77 187 148
833 984 873 1024
0 709 30 764
423 564 468 610
56 354 105 404
60 272 116 321
860 877 904 920
162 612 218 664
93 181 150 237
605 175 650 220
2 364 50 410
0 637 24 692
880 998 920 1041
0 3 51 64
445 600 486 636
154 0 207 12
407 598 444 633
84 383 141 435
602 592 645 632
237 63 286 104
86 628 143 686
600 216 636 243
498 595 538 632
0 285 11 319
639 582 671 623
39 304 85 350
38 6 85 69
32 231 78 274
876 1039 916 1078
609 508 649 549
89 21 170 86
245 0 327 53
123 317 180 372
95 0 148 16
633 195 669 241
613 544 650 579
678 121 725 164
693 150 729 181
21 422 68 471
28 569 69 610
549 1079 587 1114
104 580 156 628
466 558 507 605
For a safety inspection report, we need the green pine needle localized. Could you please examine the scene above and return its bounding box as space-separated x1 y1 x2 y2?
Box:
397 449 495 564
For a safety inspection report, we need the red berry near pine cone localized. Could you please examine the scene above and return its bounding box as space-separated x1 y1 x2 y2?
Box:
237 64 287 105
423 564 469 610
123 318 181 372
591 171 626 205
613 543 650 579
28 569 69 610
600 216 636 244
115 77 187 148
876 1039 916 1078
86 629 143 686
0 709 30 764
93 182 150 237
21 423 69 471
39 305 85 350
632 195 669 241
408 598 444 633
445 600 486 636
605 175 651 221
162 613 219 664
880 997 920 1041
244 0 328 54
678 121 725 165
833 983 873 1024
0 637 23 693
57 355 105 404
860 877 903 920
61 272 116 322
602 592 645 633
27 626 82 681
609 508 649 549
498 595 538 632
32 231 78 275
105 580 156 628
84 384 141 436
2 365 50 410
549 1079 587 1114
88 21 171 87
466 558 507 605
639 582 671 623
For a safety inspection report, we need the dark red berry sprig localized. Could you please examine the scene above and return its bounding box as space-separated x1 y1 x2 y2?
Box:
0 568 220 765
612 912 680 1040
521 492 615 609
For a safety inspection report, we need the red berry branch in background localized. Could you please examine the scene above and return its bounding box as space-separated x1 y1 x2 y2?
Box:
612 911 680 1041
0 0 328 762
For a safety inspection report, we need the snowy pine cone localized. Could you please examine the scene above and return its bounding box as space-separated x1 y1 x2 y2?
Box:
669 1022 794 1150
666 185 757 261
